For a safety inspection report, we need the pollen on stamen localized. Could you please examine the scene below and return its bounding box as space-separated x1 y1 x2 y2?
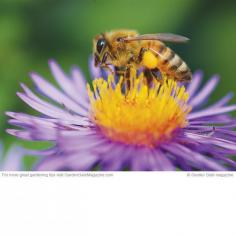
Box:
87 72 192 147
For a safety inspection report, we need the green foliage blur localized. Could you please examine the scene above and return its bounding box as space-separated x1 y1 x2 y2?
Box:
1 0 236 150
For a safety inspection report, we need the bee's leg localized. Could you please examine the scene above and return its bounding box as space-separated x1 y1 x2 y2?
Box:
100 64 114 75
137 47 148 64
115 67 131 93
124 67 131 91
144 68 163 87
143 69 154 87
150 68 163 83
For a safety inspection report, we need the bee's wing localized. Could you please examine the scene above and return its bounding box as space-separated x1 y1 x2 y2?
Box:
122 33 189 43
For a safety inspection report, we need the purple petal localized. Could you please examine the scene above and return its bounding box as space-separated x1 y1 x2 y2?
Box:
187 70 203 98
35 156 69 171
205 92 234 109
66 152 99 170
17 92 89 126
212 153 236 168
6 129 34 140
152 149 176 170
71 66 90 100
89 56 102 79
58 134 109 152
6 111 93 141
6 111 91 129
100 144 134 171
49 60 89 104
190 114 234 123
188 105 236 120
35 152 98 171
184 132 236 152
30 73 89 115
189 75 219 108
142 149 164 171
189 118 234 125
162 143 227 171
7 120 59 140
130 148 156 171
0 145 24 171
130 154 147 171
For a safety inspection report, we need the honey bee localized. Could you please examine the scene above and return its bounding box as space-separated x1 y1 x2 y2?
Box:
93 29 192 85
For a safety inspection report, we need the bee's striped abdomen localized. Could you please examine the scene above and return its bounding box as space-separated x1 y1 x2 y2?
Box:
152 42 192 82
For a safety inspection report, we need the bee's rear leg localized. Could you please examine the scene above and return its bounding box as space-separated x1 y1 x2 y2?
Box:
144 69 153 86
150 68 162 81
138 47 146 59
144 68 163 87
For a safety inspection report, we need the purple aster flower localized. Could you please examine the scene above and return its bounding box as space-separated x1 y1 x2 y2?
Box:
0 142 25 171
6 60 236 171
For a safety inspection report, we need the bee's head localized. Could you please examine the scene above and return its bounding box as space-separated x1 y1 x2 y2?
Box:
93 35 108 67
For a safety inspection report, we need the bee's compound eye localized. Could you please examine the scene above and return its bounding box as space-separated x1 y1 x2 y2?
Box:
96 38 106 53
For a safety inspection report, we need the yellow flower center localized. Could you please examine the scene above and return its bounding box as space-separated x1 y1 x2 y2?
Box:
87 72 191 147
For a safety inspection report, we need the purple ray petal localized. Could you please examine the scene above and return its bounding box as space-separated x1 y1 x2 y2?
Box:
30 73 89 115
6 111 92 129
89 56 102 79
49 60 89 104
130 148 152 171
184 132 236 151
162 143 227 171
65 152 99 170
189 75 219 108
214 128 236 134
35 152 98 171
7 115 59 131
208 92 234 109
190 114 234 123
7 120 58 140
187 70 203 98
130 156 146 171
189 119 234 125
71 66 89 100
144 149 163 171
100 144 134 171
1 145 24 171
35 156 69 171
6 129 32 140
188 105 236 120
19 83 84 119
212 153 236 168
17 92 89 126
58 135 109 152
152 149 176 170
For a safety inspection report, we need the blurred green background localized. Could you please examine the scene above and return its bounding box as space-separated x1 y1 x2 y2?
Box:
1 0 236 152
